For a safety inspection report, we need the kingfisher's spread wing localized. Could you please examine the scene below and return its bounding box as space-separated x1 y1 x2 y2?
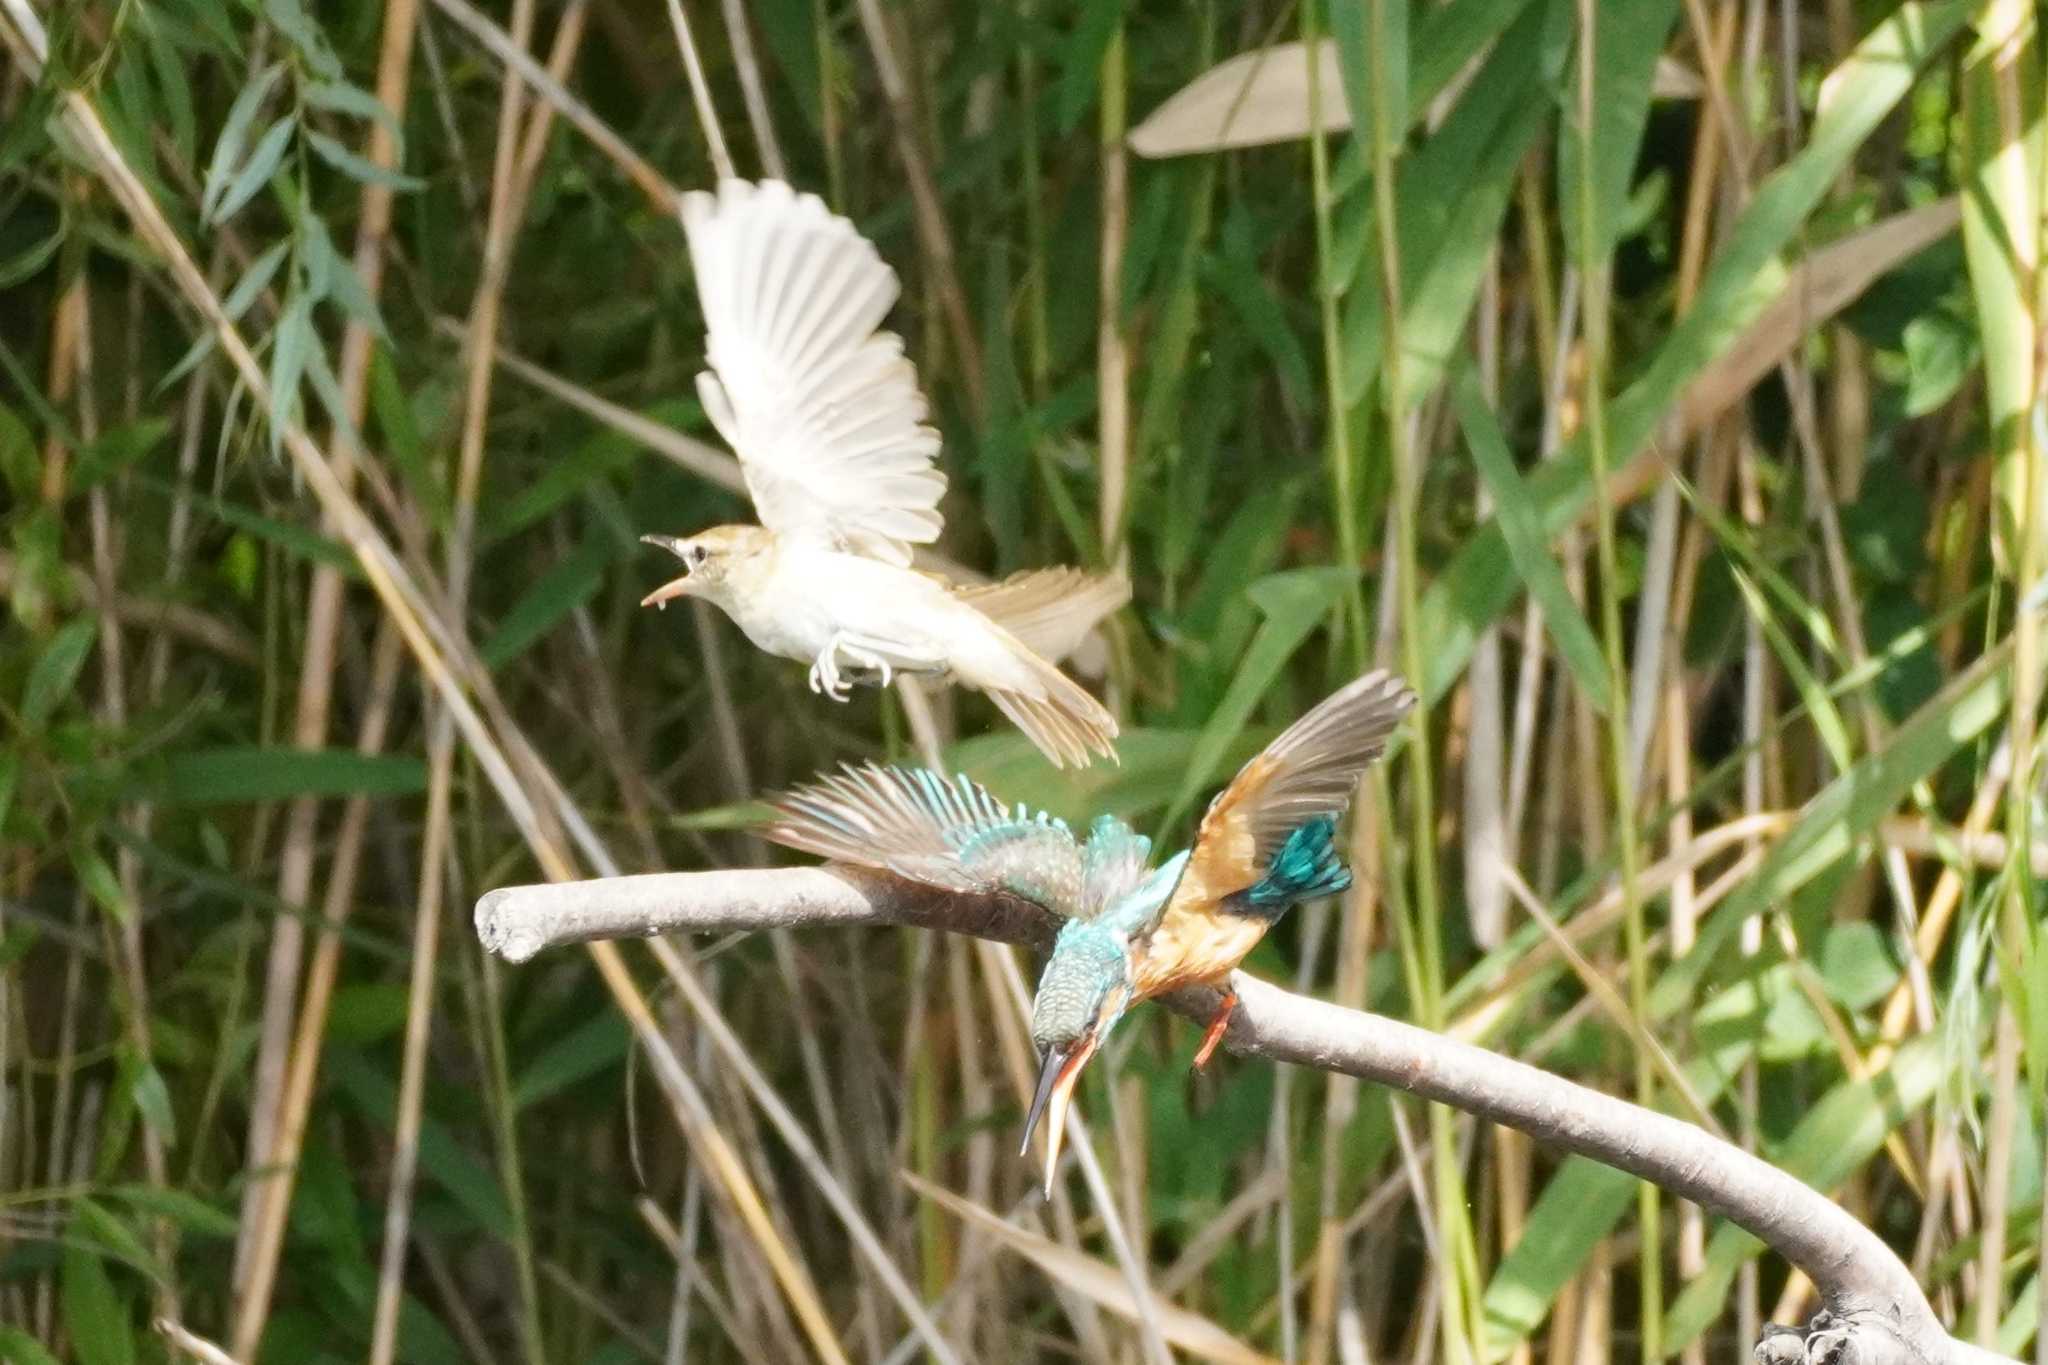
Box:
1179 669 1417 901
763 764 1150 920
679 180 944 565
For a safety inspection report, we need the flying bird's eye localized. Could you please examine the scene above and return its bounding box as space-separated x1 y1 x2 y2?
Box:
688 544 707 567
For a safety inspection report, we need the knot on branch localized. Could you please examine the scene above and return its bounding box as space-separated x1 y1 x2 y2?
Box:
1755 1311 1935 1365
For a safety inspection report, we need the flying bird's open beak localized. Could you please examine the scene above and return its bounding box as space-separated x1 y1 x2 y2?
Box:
639 535 698 608
1020 1036 1097 1200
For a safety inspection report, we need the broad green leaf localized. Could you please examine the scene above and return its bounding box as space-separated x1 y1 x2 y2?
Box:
326 1049 514 1238
1327 0 1406 155
156 747 428 804
514 1012 631 1108
1157 566 1357 836
61 1242 133 1365
1480 1158 1637 1358
481 534 617 670
0 1325 63 1365
22 617 97 729
1056 0 1126 133
481 401 698 544
1454 374 1612 712
1338 0 1549 403
1557 0 1681 261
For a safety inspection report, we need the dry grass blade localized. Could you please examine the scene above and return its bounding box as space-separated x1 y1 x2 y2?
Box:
902 1173 1284 1365
1130 39 1704 158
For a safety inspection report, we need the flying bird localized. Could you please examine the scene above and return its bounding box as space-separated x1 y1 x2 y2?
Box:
640 178 1124 767
759 669 1416 1196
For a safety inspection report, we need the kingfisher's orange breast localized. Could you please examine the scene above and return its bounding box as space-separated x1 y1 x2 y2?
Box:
1130 872 1269 999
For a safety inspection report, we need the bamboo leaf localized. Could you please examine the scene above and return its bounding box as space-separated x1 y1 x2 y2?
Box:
1454 374 1612 712
154 747 428 804
200 63 283 219
209 112 294 224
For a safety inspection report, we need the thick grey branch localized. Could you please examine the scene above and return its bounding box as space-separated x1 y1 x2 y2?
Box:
474 866 2013 1365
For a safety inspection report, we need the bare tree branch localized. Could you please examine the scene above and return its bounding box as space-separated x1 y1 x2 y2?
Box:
474 865 2017 1365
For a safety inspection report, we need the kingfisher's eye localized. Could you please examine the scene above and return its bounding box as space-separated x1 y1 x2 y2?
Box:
688 545 707 566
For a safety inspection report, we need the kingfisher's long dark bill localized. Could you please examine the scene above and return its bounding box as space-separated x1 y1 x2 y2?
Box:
639 535 696 607
1019 1038 1096 1199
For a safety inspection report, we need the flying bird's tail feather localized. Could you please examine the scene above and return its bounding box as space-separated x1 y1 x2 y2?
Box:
953 568 1130 668
969 638 1120 769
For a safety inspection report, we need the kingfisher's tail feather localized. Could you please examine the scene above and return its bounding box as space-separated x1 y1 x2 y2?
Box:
1243 815 1352 913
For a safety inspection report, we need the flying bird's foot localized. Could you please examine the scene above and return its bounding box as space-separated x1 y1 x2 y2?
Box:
839 641 894 689
808 637 855 702
1191 987 1239 1071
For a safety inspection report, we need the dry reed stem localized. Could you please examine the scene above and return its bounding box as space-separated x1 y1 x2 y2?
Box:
0 17 858 1353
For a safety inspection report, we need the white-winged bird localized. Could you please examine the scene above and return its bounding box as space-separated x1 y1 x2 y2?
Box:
760 669 1416 1195
640 179 1124 767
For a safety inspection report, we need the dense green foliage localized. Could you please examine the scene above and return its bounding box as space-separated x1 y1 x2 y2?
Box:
1 0 2044 1361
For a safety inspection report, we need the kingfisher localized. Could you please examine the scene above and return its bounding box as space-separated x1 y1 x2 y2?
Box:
761 669 1416 1195
639 178 1125 767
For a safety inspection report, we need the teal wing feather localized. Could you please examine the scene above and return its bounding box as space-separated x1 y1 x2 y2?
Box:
766 763 1108 918
1098 848 1191 936
1077 813 1155 919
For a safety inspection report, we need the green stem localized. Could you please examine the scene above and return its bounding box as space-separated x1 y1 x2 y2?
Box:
1572 2 1655 1356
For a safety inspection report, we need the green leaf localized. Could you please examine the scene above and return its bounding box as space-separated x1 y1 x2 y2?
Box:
305 129 424 191
22 617 97 730
0 401 37 501
0 1325 64 1365
155 747 428 804
326 982 411 1042
1157 566 1356 836
105 1184 236 1239
1454 374 1612 712
200 63 284 219
210 112 294 225
1056 0 1126 133
1328 0 1407 153
1557 0 1681 261
1410 0 1974 708
303 80 401 147
326 1049 514 1238
116 1051 176 1150
481 534 617 670
267 288 315 443
61 1241 135 1365
514 1012 631 1108
72 418 169 493
159 238 290 392
1658 632 2013 1013
71 845 133 925
1662 1036 1948 1351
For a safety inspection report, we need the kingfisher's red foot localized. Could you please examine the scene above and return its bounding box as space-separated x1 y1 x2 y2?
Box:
1192 988 1239 1070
